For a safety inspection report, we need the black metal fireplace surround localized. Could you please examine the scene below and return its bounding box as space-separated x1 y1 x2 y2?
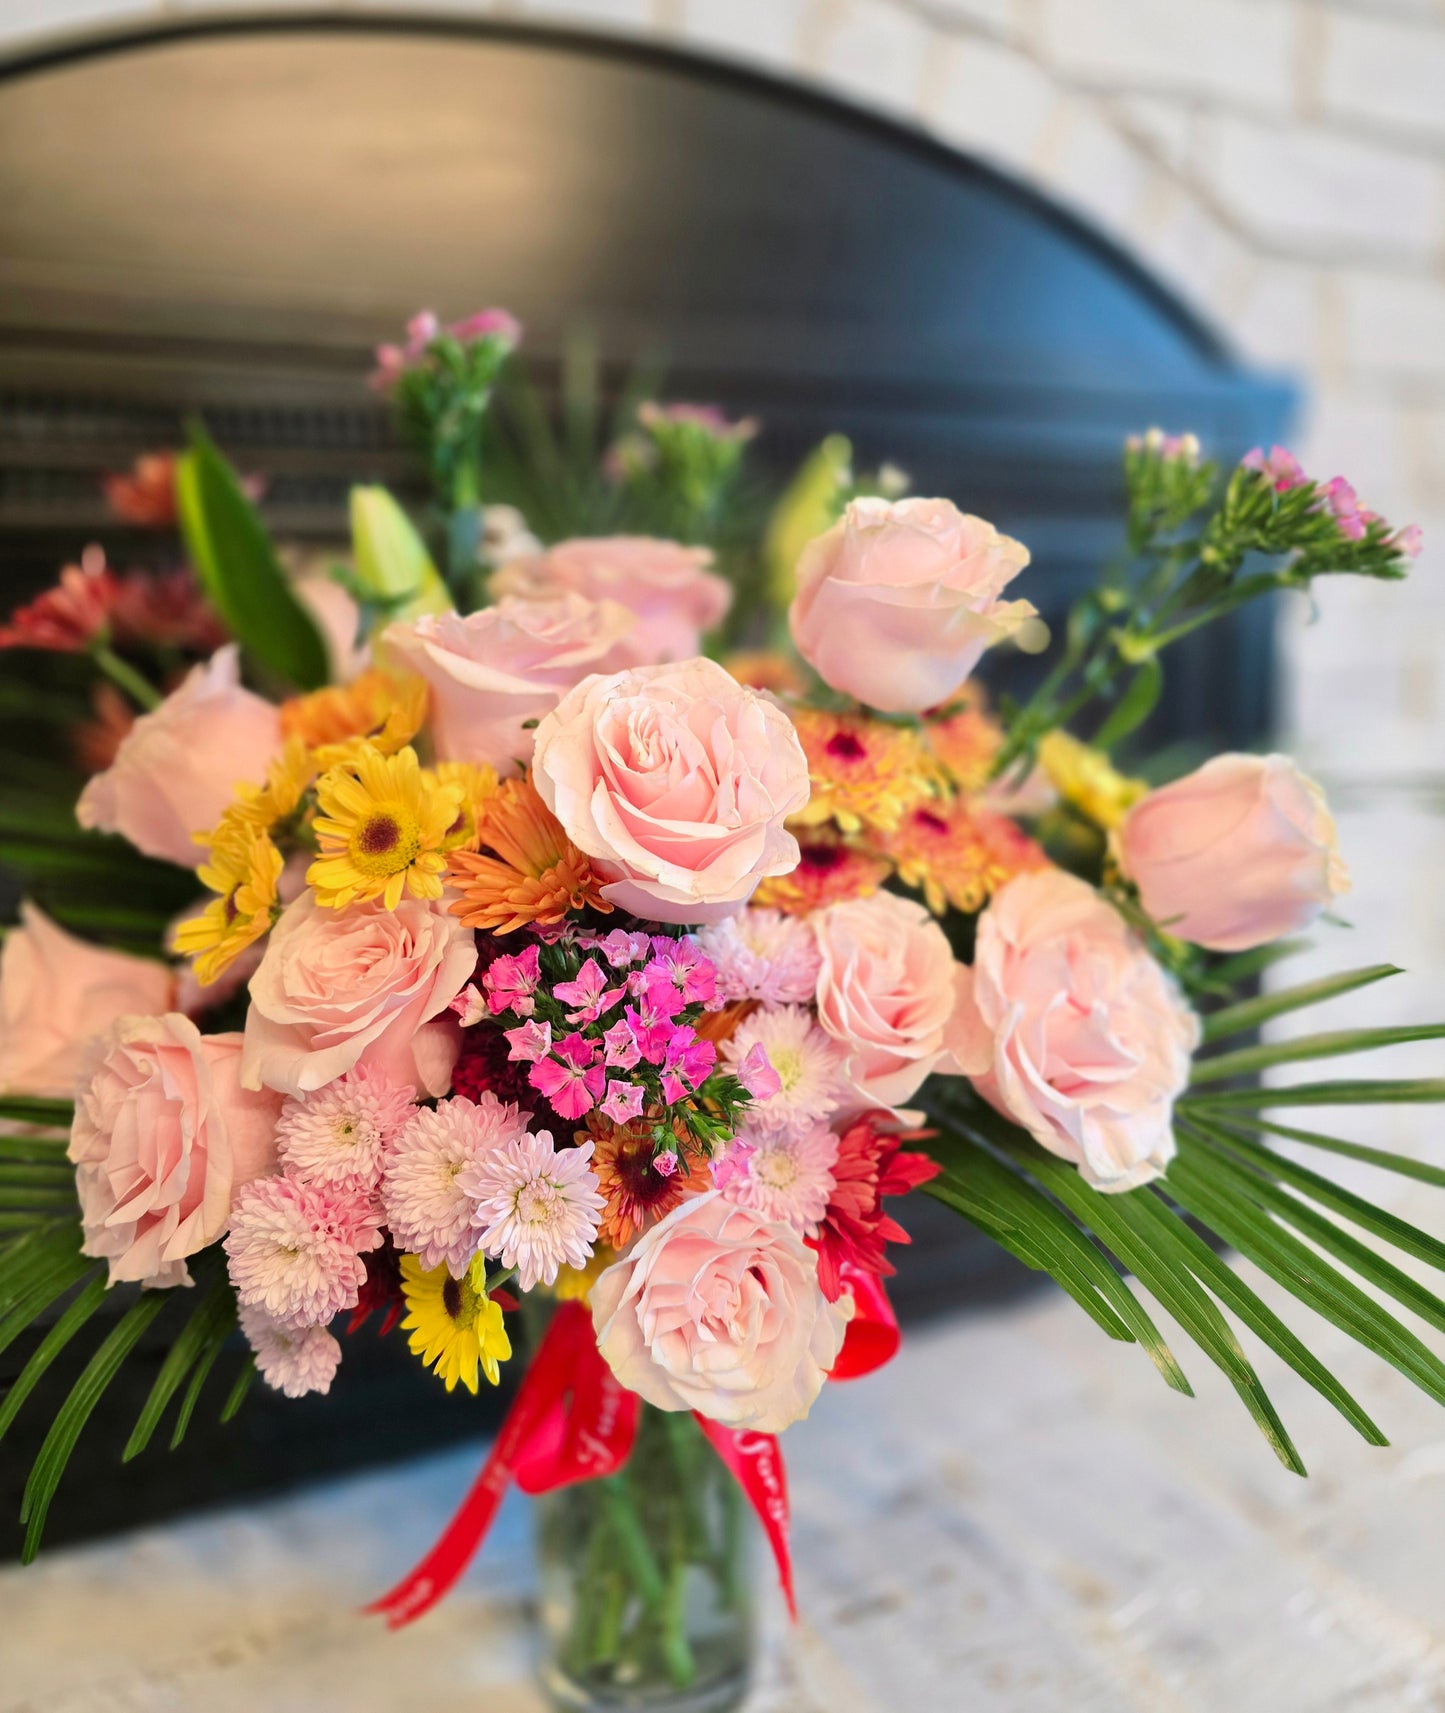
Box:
0 17 1291 1553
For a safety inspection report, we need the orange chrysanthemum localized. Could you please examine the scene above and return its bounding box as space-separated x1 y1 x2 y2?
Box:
753 830 890 917
446 775 612 935
874 798 1048 915
583 1115 705 1250
789 706 934 835
282 670 428 771
923 691 1004 793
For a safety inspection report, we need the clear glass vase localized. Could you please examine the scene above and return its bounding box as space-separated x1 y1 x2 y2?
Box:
532 1403 757 1713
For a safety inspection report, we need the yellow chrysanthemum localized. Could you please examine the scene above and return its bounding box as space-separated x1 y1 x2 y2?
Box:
309 672 429 773
221 737 317 837
432 760 499 854
400 1254 511 1394
552 1245 616 1304
923 690 1003 793
172 821 284 984
1038 730 1147 831
308 743 461 910
789 707 934 835
873 798 1048 916
753 829 890 916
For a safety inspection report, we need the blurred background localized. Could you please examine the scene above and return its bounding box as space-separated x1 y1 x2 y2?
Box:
1 4 1443 1708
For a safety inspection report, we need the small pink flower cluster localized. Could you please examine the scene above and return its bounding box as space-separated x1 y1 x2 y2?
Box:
371 308 522 391
454 930 759 1134
1243 445 1422 557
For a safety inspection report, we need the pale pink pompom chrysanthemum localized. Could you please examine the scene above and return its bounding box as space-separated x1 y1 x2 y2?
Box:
721 1004 848 1135
239 1302 342 1398
381 1093 531 1276
225 1175 382 1330
695 908 822 1007
458 1130 604 1291
713 1117 839 1237
274 1065 417 1193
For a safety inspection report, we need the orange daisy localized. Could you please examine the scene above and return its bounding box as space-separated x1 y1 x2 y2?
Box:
446 775 612 935
583 1115 705 1250
753 829 890 917
789 706 934 835
282 671 428 771
875 798 1049 915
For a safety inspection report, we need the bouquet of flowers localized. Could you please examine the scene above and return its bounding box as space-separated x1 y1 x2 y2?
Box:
1 309 1439 1709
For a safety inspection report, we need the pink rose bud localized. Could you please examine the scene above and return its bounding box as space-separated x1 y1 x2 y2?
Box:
490 537 732 665
1117 753 1349 953
788 497 1036 714
75 645 282 869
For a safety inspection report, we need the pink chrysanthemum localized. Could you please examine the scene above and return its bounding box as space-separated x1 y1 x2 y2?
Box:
239 1302 342 1398
274 1066 417 1193
458 1130 605 1290
381 1093 530 1276
224 1176 382 1329
721 1004 847 1134
713 1117 839 1237
696 908 823 1007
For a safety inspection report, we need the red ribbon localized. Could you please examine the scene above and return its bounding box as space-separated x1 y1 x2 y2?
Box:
365 1301 635 1629
367 1273 901 1628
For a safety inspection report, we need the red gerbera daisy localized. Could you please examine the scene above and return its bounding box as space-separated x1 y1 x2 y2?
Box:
812 1111 940 1302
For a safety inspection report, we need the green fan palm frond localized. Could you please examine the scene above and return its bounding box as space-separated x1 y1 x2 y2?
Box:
924 955 1445 1473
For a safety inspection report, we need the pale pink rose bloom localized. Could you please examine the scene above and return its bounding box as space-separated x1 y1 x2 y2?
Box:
491 537 732 664
812 892 973 1111
591 1190 851 1432
76 645 281 867
241 892 477 1099
532 657 811 925
384 593 638 769
789 497 1036 714
68 1017 281 1287
1117 753 1349 953
953 869 1200 1192
0 902 173 1098
294 573 369 683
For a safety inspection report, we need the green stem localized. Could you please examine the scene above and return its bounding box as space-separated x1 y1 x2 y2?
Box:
92 645 162 711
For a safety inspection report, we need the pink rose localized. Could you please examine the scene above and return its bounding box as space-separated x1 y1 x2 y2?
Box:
491 537 732 664
953 869 1199 1191
812 891 972 1110
0 903 174 1098
384 593 638 769
241 892 477 1098
68 1017 281 1287
532 657 810 925
76 645 281 867
1117 753 1350 953
788 497 1036 713
590 1190 850 1431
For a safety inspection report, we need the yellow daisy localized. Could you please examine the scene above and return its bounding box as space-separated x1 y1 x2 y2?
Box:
220 737 318 838
1038 731 1147 831
552 1244 616 1305
789 706 935 835
400 1254 511 1394
432 760 499 854
172 821 284 985
308 743 461 910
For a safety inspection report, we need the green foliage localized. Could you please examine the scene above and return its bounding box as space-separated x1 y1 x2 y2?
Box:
176 422 329 691
923 952 1445 1472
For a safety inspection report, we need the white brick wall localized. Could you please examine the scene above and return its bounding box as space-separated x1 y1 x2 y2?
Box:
1 0 1442 789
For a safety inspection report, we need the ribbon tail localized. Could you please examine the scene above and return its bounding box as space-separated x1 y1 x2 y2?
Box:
365 1301 591 1628
694 1416 797 1622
